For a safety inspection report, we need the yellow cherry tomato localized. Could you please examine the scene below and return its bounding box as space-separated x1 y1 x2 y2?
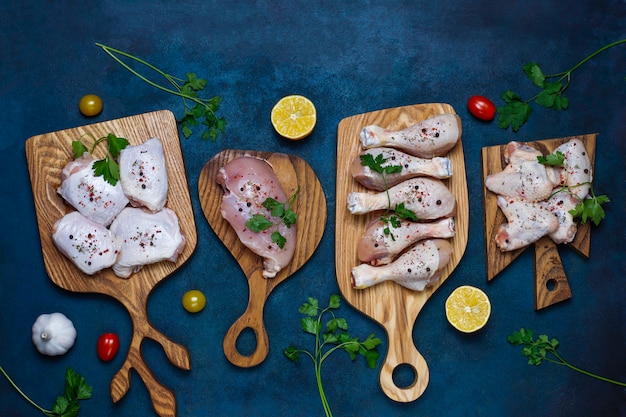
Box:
79 94 103 116
182 290 206 313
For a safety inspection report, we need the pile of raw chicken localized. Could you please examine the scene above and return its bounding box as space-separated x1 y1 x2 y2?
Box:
346 113 462 291
485 139 592 251
52 137 186 278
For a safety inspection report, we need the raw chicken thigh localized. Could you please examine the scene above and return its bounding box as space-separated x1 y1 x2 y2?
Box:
217 156 296 278
484 141 557 202
119 137 169 212
358 217 455 266
352 239 452 291
52 211 122 275
109 207 186 278
351 147 453 191
360 114 461 158
495 196 559 251
57 152 129 226
348 177 456 220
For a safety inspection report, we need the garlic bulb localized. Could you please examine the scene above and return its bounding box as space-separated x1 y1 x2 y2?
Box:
31 312 77 356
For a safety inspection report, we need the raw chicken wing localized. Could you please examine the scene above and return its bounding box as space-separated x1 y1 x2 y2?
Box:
358 217 455 266
352 239 452 291
547 190 580 244
495 196 559 251
57 152 129 226
348 177 456 220
119 137 169 212
52 211 122 275
109 207 186 278
217 156 296 278
552 138 592 199
351 147 453 191
360 113 461 158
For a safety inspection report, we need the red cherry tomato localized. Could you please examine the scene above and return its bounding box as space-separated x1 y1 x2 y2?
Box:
97 333 120 361
467 95 496 121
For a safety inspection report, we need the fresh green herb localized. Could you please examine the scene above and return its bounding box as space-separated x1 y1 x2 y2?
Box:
0 366 92 417
284 295 382 417
95 43 227 141
497 39 626 132
245 187 300 248
359 153 417 240
536 150 565 166
72 133 129 186
507 328 625 387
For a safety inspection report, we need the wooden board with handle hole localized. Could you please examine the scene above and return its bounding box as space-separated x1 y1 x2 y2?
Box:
335 103 469 402
481 134 596 310
25 110 197 417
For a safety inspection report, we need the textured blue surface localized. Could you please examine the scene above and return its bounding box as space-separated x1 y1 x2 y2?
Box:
0 1 625 416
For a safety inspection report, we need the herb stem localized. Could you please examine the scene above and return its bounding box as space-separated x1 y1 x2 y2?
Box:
548 39 626 79
548 351 626 386
0 365 56 416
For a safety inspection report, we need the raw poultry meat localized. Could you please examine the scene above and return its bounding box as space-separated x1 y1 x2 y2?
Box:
495 196 559 251
52 211 122 275
360 113 461 158
546 190 580 244
347 177 456 220
358 217 455 266
109 207 186 278
57 152 129 226
484 141 557 203
552 138 592 199
216 156 296 278
351 147 453 191
119 137 169 212
351 239 452 291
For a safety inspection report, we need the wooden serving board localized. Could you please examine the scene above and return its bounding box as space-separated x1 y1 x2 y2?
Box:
25 110 197 417
481 134 596 310
335 103 469 402
198 149 327 367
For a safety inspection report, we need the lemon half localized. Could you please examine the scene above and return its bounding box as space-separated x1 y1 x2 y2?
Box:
445 285 491 333
270 95 316 140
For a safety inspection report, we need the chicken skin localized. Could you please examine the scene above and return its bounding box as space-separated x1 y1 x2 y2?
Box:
495 196 559 251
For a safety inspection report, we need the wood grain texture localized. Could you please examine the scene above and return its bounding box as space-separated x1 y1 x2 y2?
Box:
335 103 469 402
198 149 327 367
25 110 197 417
481 134 596 310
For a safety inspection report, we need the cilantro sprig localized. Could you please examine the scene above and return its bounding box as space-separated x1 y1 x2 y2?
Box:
245 187 300 249
0 366 92 417
498 39 626 132
72 133 129 186
96 43 227 141
507 328 625 387
284 295 381 417
359 153 417 240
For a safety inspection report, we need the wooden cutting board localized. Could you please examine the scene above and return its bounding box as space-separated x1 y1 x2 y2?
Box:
25 110 197 417
335 103 469 402
481 134 596 310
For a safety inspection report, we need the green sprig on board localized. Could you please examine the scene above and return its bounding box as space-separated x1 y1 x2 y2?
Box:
284 295 381 417
96 43 227 141
507 328 626 387
72 133 129 186
497 39 626 132
245 186 300 248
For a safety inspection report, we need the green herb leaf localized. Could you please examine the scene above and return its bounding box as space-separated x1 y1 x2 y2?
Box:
537 151 565 166
497 90 533 132
271 230 286 249
523 62 546 87
244 187 300 245
394 203 418 221
105 133 129 159
245 214 274 232
569 193 610 226
71 141 88 159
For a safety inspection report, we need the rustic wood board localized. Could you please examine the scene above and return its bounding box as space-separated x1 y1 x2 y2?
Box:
335 103 469 402
481 134 596 310
198 149 327 367
25 110 197 417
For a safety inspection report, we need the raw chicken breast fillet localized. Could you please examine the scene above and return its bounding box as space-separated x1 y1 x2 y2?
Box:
57 152 129 226
352 239 452 291
351 147 453 191
52 211 122 275
217 156 296 278
119 137 169 212
360 113 461 158
109 207 186 278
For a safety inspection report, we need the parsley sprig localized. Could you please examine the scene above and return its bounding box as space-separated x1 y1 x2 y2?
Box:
359 153 417 240
507 328 626 387
498 39 626 132
72 133 129 186
0 366 92 417
245 187 300 249
96 43 227 141
284 295 382 417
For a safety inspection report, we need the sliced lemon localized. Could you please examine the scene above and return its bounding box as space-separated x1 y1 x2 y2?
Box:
445 285 491 333
270 95 317 140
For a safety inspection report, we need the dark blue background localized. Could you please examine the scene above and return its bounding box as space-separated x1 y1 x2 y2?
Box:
1 1 625 416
